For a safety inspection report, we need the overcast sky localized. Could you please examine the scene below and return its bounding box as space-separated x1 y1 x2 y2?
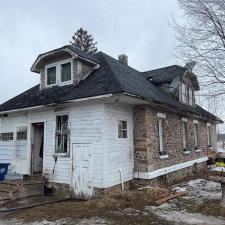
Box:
0 0 182 103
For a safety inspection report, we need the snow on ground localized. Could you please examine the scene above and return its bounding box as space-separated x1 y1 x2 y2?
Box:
211 166 225 172
146 179 225 225
146 204 225 225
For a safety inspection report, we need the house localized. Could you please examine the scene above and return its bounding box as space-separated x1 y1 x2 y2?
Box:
0 45 223 198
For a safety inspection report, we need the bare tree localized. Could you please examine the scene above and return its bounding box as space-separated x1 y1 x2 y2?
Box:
174 0 225 95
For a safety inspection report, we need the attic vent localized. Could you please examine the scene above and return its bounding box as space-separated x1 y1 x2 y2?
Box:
118 54 128 65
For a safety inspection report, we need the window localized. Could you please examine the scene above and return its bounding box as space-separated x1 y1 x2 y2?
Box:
47 66 56 86
61 62 71 82
157 117 166 155
181 82 187 103
16 127 27 140
182 120 188 150
45 60 72 87
189 87 193 105
0 132 13 141
181 82 195 105
118 120 128 138
193 122 200 149
55 115 70 154
207 124 212 147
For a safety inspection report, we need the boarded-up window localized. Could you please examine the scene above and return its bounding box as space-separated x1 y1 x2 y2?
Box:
207 124 212 147
193 123 200 149
157 118 166 155
55 115 70 153
118 120 128 138
182 120 188 150
0 132 13 141
16 127 27 141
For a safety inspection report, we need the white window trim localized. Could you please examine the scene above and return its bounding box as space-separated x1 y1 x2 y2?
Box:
182 119 188 150
183 150 190 155
160 154 168 159
157 113 166 119
45 59 73 87
195 149 202 152
54 114 70 157
193 119 198 124
117 120 128 140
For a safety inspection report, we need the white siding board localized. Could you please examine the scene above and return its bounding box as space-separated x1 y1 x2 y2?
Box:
104 103 134 188
0 102 105 188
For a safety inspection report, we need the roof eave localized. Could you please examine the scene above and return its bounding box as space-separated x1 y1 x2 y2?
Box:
30 46 100 73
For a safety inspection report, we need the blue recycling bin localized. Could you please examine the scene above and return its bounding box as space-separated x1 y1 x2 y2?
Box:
0 163 10 181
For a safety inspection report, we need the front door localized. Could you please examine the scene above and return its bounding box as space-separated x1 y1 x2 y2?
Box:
72 143 93 199
31 123 44 174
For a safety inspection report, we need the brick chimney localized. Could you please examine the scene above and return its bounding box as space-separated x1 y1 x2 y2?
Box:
118 54 128 65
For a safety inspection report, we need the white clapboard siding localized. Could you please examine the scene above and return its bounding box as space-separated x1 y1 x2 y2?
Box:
103 103 134 188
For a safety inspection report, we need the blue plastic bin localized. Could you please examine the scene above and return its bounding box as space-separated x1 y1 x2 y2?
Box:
0 163 10 181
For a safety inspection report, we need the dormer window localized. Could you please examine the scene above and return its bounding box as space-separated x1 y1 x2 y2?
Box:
181 82 194 105
61 62 72 82
47 66 56 85
45 59 72 87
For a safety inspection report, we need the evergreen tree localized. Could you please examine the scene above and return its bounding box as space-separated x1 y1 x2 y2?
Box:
70 27 98 54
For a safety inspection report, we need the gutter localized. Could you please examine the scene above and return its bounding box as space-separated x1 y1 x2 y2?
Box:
0 94 114 115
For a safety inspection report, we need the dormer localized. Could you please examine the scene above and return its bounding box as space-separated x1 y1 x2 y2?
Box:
144 64 200 106
31 45 100 89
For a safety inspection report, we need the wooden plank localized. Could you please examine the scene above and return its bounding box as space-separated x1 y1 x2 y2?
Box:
155 191 188 206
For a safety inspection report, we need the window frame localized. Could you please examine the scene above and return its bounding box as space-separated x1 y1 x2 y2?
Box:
45 59 73 88
182 118 188 152
55 114 70 156
0 132 14 141
207 123 212 148
117 120 128 139
16 126 28 141
193 120 200 150
157 113 167 158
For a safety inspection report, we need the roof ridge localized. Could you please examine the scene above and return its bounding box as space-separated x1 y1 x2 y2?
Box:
96 52 126 92
143 65 185 74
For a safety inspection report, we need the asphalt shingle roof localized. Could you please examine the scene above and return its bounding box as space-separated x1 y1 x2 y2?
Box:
0 47 222 123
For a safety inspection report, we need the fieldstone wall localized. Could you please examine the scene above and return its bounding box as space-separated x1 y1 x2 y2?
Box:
134 105 216 173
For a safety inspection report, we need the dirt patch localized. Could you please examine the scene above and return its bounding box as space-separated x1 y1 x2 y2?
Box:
5 187 169 223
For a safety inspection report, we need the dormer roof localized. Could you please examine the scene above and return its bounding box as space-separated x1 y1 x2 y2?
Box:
31 45 100 73
143 65 200 91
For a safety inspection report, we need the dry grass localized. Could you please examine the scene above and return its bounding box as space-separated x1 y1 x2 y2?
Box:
7 186 170 222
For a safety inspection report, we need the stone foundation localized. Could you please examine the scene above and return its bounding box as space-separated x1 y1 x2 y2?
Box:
133 161 208 188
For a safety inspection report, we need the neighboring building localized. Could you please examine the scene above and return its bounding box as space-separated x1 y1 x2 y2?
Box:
0 45 223 198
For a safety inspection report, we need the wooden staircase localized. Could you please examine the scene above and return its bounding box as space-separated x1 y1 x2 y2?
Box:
0 179 44 205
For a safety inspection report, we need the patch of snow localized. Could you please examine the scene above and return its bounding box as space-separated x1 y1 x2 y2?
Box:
172 186 187 192
211 167 225 172
146 205 225 225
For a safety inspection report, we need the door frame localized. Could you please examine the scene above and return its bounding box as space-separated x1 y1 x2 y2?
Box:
30 122 45 175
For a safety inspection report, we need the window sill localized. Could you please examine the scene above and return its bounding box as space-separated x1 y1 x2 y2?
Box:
195 149 202 152
183 151 190 155
160 155 169 159
52 153 69 158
